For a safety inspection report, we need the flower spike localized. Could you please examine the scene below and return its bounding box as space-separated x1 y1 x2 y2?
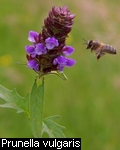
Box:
25 6 76 79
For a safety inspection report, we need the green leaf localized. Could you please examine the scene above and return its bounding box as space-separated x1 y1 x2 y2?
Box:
42 115 66 138
29 78 44 138
50 71 68 81
0 85 28 113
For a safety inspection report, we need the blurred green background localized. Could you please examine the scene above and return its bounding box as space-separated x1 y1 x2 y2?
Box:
0 0 120 149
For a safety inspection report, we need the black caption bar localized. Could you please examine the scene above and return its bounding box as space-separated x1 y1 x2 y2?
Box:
0 138 81 149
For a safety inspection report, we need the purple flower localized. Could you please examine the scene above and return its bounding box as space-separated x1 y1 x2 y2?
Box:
45 37 59 50
28 30 39 43
25 43 47 57
25 45 36 57
53 55 76 72
35 43 47 55
27 60 39 71
62 46 74 56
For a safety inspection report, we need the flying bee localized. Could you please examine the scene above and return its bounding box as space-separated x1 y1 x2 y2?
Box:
83 39 117 59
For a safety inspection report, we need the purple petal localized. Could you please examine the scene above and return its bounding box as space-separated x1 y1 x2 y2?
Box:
25 45 34 53
66 58 76 67
53 58 57 65
62 46 74 56
53 55 67 73
35 43 47 55
28 30 39 42
58 65 65 73
45 37 59 50
53 55 67 65
27 60 39 71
